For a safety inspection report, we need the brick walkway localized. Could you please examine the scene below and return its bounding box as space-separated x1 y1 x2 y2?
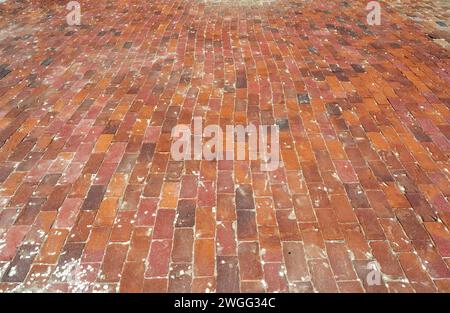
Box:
0 0 449 293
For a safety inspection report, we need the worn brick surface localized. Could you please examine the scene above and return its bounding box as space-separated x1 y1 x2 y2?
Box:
0 0 449 293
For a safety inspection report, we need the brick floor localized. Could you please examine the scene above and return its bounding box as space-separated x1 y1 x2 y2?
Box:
0 0 449 293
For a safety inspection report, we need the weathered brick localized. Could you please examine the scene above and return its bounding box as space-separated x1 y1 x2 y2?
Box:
238 242 263 281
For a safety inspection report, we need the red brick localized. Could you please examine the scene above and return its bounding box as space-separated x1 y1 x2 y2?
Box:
99 244 128 282
172 228 194 263
110 210 134 242
135 198 158 227
345 183 370 208
434 279 450 292
217 256 240 293
299 223 327 259
424 222 450 257
15 198 46 226
235 184 255 211
240 281 266 292
414 242 450 279
197 181 215 207
330 194 357 223
315 208 344 240
337 281 364 293
238 242 263 280
326 242 357 281
120 262 145 292
236 210 258 241
334 160 358 183
152 209 176 240
68 211 96 243
0 225 29 261
282 242 309 282
398 252 436 292
168 263 192 293
396 208 431 242
355 208 386 240
82 227 111 263
217 194 236 221
258 226 282 262
146 240 172 278
217 171 234 194
292 194 316 222
353 260 388 293
340 223 372 260
36 229 69 264
370 241 405 280
2 244 38 283
379 218 413 253
180 175 198 198
54 198 83 229
143 278 168 292
264 262 289 292
307 183 330 208
271 184 293 209
0 0 448 293
194 239 215 277
195 206 215 239
276 210 301 241
308 259 338 292
216 221 237 256
192 276 216 293
366 190 394 218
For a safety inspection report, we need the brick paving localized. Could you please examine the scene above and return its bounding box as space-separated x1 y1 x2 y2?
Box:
0 0 449 293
